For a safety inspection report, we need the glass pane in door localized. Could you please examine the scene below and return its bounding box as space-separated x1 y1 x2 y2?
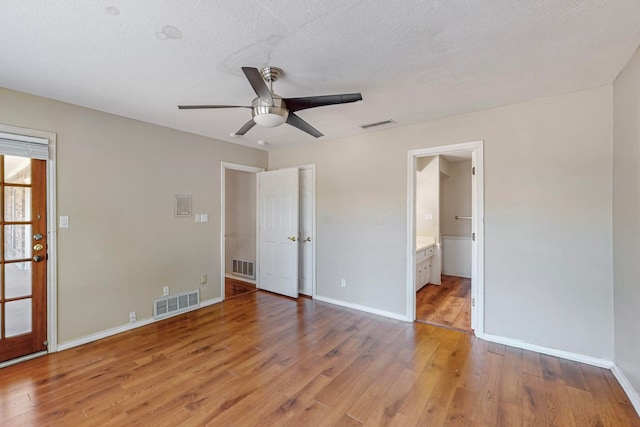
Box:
4 186 32 221
4 156 31 184
5 298 32 337
4 224 32 260
5 262 32 299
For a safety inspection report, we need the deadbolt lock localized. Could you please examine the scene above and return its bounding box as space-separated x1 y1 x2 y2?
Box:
33 233 43 241
33 243 44 251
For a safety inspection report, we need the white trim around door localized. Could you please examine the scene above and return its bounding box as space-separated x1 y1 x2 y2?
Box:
407 140 485 337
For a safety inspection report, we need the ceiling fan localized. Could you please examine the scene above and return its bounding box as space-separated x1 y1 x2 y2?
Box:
178 66 362 138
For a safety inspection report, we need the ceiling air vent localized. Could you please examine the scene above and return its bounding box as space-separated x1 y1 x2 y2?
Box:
360 119 395 129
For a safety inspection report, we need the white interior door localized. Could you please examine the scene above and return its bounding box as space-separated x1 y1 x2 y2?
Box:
258 168 299 298
299 168 313 296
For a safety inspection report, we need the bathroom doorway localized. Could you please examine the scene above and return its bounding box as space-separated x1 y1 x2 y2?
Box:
407 141 484 336
415 153 472 331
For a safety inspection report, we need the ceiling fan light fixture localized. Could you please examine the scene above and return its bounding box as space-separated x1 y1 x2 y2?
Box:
253 111 287 127
252 98 289 127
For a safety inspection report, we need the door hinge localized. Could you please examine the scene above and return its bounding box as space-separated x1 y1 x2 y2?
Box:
472 298 475 307
472 232 476 241
472 166 475 175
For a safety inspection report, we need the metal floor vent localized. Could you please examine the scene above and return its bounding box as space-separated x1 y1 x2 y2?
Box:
232 258 255 279
153 289 200 320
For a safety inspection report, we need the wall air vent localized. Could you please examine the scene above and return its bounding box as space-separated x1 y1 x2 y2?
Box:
232 258 255 279
360 119 395 129
153 289 200 320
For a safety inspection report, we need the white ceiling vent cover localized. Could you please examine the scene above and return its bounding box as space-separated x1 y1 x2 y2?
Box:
153 289 200 320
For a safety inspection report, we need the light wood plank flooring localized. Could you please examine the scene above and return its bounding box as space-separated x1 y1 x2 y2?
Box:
417 275 472 332
1 291 638 426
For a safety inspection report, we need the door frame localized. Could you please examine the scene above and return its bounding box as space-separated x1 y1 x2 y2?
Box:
0 123 57 366
220 162 264 300
297 164 316 297
406 140 484 336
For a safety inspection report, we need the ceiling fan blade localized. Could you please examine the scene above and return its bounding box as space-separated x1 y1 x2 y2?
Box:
242 67 274 105
234 119 256 136
178 105 250 109
286 113 324 138
283 93 362 112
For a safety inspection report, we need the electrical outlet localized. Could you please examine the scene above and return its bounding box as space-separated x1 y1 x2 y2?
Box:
129 312 136 323
340 279 347 288
163 286 170 296
201 274 207 285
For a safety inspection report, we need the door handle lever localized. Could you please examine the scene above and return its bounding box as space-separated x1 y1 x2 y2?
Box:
287 236 297 241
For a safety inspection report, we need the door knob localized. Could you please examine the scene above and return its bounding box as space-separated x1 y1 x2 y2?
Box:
33 243 44 251
33 233 43 241
33 255 44 262
304 237 312 242
287 236 297 241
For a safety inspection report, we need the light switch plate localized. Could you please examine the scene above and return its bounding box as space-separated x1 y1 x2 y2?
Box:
59 216 69 228
195 213 209 223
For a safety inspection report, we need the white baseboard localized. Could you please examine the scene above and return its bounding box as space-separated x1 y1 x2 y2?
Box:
57 297 222 352
481 333 613 368
313 295 409 322
224 273 256 285
612 364 640 417
201 296 223 308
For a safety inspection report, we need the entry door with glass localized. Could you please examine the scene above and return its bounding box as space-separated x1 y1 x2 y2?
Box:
0 156 47 363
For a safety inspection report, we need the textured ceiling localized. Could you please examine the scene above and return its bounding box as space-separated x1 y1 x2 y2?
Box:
1 1 639 150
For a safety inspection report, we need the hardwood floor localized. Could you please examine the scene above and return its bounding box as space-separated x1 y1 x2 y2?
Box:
224 276 257 299
1 291 638 426
417 275 472 332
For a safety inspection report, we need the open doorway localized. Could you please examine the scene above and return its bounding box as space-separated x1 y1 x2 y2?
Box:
414 154 472 332
407 141 484 336
221 163 316 301
221 162 263 300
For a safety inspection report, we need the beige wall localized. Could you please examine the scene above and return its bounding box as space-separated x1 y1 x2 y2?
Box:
0 87 267 344
613 47 640 396
0 81 620 363
440 160 472 237
415 156 439 238
270 85 614 359
225 169 256 274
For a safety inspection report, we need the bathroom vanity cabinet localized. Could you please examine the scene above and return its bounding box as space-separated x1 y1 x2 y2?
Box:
416 244 435 291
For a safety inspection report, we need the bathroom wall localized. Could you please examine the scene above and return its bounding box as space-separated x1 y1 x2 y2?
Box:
440 160 472 237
